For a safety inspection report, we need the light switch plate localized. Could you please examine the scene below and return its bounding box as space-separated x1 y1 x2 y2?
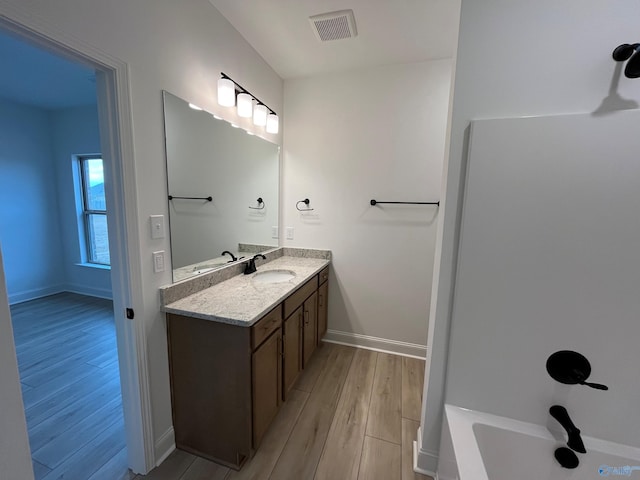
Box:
150 215 165 239
153 251 165 273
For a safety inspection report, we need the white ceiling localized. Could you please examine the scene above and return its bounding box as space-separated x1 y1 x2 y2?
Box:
209 0 460 79
0 30 96 109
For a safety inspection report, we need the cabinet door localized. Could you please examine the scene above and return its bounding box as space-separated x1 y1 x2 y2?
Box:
252 329 282 448
317 281 328 343
302 291 318 367
283 306 302 399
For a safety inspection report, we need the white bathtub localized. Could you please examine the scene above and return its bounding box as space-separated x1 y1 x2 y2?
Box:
438 404 640 480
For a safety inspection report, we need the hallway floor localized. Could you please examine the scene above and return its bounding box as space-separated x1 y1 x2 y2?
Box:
138 343 433 480
10 292 128 480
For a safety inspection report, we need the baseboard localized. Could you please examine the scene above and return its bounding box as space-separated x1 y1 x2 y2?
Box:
154 427 175 467
65 283 113 300
415 426 439 475
8 285 65 305
323 329 427 359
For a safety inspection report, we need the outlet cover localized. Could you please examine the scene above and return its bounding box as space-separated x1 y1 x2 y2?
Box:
286 227 294 240
272 226 278 239
153 251 165 273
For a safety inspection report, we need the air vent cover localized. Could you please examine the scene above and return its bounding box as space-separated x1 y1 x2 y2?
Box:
309 9 357 42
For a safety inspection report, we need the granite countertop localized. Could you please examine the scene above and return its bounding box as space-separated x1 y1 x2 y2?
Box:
162 255 330 326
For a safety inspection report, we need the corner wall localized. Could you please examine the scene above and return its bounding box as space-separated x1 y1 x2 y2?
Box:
50 105 112 298
283 60 452 356
420 0 640 471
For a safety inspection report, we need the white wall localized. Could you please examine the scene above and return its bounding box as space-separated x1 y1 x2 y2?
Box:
0 245 34 480
50 106 112 298
283 60 451 355
0 98 66 302
420 0 640 472
0 0 282 465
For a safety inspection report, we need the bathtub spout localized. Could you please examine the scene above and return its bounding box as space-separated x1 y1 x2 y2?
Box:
550 405 586 454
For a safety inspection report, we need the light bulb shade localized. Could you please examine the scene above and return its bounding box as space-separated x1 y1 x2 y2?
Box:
253 104 268 126
217 78 235 107
266 113 279 134
237 93 253 117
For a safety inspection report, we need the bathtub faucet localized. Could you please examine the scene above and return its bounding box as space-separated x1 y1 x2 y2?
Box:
550 405 586 454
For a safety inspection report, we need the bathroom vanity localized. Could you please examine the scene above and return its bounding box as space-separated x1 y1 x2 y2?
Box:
160 248 330 469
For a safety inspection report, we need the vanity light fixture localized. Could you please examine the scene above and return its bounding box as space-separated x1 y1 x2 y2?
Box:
217 72 278 134
266 113 279 134
253 104 268 126
237 93 253 117
217 77 236 107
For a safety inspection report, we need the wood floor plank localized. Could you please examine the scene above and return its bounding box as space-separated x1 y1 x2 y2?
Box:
226 388 309 480
314 349 377 480
20 336 115 387
137 449 197 479
25 366 120 427
87 447 135 480
179 456 229 480
11 293 126 480
401 419 431 480
20 358 105 410
41 417 126 480
269 345 354 480
401 358 425 422
357 436 401 480
33 459 51 480
28 378 122 452
366 353 403 444
32 397 123 468
293 341 334 393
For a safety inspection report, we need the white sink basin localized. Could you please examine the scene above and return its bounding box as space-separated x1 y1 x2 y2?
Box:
252 269 296 284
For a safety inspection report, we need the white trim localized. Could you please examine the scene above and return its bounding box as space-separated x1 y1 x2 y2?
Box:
64 284 113 300
413 440 437 477
154 427 176 467
415 425 440 475
323 329 427 359
75 262 112 271
8 285 65 305
0 4 153 474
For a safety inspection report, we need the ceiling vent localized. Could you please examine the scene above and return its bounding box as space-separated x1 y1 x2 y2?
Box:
309 9 357 42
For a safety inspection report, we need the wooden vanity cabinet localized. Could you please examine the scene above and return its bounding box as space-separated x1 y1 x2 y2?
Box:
317 266 329 343
166 305 282 470
252 327 282 447
302 291 318 366
166 264 331 469
282 306 302 398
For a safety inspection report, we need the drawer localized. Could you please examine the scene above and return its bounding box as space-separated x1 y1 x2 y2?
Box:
251 305 282 350
284 276 319 318
319 266 329 285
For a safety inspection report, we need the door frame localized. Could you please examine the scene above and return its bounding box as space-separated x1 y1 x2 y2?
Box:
0 6 154 474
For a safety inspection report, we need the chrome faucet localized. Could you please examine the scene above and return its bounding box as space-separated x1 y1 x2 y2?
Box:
550 405 586 454
221 250 238 262
244 254 266 275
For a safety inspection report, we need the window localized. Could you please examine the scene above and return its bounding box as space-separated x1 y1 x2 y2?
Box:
79 156 110 265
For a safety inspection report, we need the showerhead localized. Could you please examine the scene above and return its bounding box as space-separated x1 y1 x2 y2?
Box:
612 43 640 78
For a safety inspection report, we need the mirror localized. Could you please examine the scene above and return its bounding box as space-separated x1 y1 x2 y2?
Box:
162 91 279 282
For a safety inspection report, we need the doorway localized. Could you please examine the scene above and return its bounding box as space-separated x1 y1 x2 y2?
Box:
0 14 151 477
